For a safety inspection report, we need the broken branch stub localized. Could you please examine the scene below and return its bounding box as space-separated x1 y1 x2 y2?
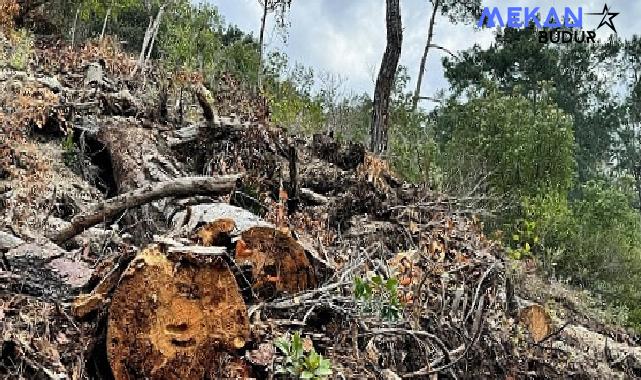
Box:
107 245 250 379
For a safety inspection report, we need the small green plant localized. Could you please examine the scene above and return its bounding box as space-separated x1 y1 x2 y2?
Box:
275 332 332 379
62 132 78 167
2 29 33 70
354 275 402 321
508 219 540 260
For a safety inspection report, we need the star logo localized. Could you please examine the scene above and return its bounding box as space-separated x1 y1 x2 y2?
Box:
587 4 619 33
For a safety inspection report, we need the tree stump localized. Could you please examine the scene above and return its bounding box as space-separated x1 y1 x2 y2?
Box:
106 245 250 379
173 204 318 300
236 226 317 298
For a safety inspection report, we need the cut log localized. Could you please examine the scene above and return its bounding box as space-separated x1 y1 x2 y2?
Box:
96 122 184 193
107 245 250 379
50 176 240 245
519 304 552 343
72 249 136 318
87 121 191 243
237 226 317 298
172 204 317 298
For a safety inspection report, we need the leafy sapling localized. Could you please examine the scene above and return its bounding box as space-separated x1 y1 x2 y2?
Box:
274 331 333 379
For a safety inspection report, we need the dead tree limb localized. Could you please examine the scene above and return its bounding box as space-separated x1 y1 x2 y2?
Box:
193 84 215 122
50 175 240 244
412 0 440 110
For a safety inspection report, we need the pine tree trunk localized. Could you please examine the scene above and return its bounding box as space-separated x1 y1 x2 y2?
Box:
91 123 188 242
370 0 402 155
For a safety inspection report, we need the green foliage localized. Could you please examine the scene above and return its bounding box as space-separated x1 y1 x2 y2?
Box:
388 67 438 184
331 93 371 145
437 90 576 197
275 332 332 380
1 29 33 70
264 54 325 134
156 0 261 89
438 0 482 22
507 219 539 260
354 275 402 321
159 1 224 71
443 26 621 180
516 181 641 328
62 133 78 167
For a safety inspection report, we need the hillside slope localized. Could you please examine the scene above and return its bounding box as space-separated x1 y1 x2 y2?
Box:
1 37 640 379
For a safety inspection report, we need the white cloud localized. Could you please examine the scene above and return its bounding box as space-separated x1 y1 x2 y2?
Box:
211 0 638 99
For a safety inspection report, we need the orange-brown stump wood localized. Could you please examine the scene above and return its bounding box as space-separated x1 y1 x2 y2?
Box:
235 226 317 299
107 246 251 379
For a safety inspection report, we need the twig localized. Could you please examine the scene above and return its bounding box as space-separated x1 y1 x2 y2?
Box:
464 263 496 323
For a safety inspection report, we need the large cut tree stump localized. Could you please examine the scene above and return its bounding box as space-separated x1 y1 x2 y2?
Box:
107 245 250 379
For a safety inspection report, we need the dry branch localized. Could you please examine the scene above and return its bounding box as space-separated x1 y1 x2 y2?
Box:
50 175 240 244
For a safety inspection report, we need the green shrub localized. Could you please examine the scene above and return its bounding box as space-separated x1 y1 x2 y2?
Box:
437 90 576 197
1 29 33 70
275 332 333 380
354 275 402 321
515 181 641 329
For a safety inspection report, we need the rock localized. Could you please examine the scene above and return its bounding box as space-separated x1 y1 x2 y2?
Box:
0 230 24 251
36 75 62 93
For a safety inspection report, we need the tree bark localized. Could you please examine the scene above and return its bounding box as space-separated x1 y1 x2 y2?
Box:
370 0 402 155
144 3 166 65
258 1 269 88
70 7 79 48
412 0 440 111
131 15 154 77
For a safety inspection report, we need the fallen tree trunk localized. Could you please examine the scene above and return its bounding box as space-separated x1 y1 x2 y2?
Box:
50 175 240 244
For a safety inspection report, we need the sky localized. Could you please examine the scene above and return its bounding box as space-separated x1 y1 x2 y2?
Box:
209 0 640 104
